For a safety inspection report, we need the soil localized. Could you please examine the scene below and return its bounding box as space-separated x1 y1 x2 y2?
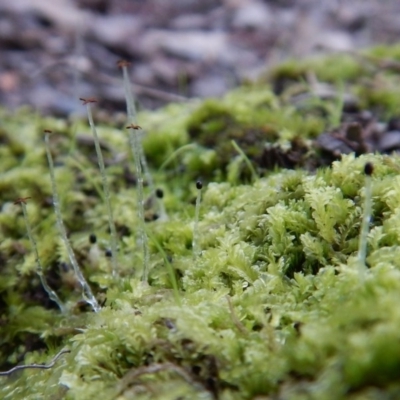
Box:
1 0 400 116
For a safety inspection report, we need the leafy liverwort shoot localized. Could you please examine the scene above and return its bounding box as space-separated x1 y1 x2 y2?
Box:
44 131 100 312
358 162 373 270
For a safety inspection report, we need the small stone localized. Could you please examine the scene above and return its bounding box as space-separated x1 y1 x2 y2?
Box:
379 131 400 152
232 1 272 30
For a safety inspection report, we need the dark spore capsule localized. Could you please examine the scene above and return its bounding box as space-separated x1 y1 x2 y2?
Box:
155 188 164 199
89 233 97 244
364 162 374 176
196 180 203 190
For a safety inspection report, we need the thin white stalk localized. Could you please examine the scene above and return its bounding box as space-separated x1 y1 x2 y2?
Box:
157 198 168 221
231 140 258 182
358 170 372 269
126 125 149 282
193 181 203 259
156 189 169 222
121 64 154 192
119 61 150 281
45 133 100 312
18 200 65 313
0 348 70 376
84 101 118 276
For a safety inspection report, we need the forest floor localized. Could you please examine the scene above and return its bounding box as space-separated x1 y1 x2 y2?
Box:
1 0 400 115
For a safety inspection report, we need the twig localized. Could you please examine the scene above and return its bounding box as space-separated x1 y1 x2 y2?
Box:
0 349 70 377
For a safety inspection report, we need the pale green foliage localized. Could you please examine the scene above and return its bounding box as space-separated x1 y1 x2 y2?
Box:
3 45 400 399
3 130 400 400
304 177 354 243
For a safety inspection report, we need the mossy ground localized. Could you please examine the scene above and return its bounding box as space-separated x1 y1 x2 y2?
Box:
1 46 400 399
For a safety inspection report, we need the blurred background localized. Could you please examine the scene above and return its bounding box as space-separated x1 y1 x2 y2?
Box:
0 0 399 116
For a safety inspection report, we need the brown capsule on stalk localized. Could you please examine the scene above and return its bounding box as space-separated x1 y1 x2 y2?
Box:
126 123 142 130
14 197 31 205
117 60 131 69
79 97 97 105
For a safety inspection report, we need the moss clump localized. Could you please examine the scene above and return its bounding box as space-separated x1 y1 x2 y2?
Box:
2 46 400 399
185 88 323 181
268 46 400 124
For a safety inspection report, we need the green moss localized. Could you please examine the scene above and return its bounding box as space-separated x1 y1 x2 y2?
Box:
269 46 400 123
269 53 364 86
2 46 400 399
366 43 400 61
185 88 323 181
357 85 400 119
